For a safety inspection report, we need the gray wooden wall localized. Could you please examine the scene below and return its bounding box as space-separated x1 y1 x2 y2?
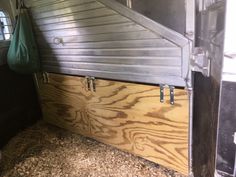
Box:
25 0 189 87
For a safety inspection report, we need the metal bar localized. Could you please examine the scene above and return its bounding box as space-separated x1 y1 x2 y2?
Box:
42 61 181 76
126 0 132 8
41 56 181 66
0 21 5 40
40 47 181 57
43 66 186 87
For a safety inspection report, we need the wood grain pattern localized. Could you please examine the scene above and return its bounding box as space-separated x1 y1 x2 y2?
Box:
36 73 189 175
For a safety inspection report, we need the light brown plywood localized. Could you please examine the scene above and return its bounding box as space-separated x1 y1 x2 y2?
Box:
36 74 92 136
36 73 189 175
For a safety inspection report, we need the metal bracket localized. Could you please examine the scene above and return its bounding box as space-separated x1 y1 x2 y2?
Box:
85 76 96 92
42 72 49 84
160 84 165 103
169 86 175 105
191 47 211 77
90 77 96 92
159 84 175 105
85 76 91 91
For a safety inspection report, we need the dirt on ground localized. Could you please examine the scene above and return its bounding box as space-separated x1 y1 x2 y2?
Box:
0 121 187 177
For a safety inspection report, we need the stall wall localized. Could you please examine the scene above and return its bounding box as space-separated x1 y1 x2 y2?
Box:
25 0 189 87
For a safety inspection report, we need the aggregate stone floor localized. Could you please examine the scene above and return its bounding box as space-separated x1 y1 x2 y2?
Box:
0 121 186 177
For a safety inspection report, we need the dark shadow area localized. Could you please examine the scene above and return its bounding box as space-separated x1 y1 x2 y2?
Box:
193 73 221 177
0 64 41 148
216 81 236 175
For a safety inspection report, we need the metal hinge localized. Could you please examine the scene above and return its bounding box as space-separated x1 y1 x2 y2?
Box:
42 72 49 83
191 47 211 77
85 76 96 92
159 84 175 105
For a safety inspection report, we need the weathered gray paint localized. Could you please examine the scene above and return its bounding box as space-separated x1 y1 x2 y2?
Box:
25 0 190 87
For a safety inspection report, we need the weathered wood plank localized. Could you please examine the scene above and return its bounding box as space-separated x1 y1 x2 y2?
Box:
36 73 189 175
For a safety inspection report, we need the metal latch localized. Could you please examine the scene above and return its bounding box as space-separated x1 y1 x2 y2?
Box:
160 84 165 103
85 76 96 92
42 72 49 83
191 47 211 77
159 85 175 105
85 76 91 91
169 86 175 105
90 77 96 92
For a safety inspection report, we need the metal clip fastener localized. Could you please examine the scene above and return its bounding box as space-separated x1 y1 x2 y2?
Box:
42 72 49 84
85 76 91 91
160 84 165 103
169 86 175 105
90 77 96 92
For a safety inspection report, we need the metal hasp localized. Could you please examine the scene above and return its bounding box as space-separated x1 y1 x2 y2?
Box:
169 86 175 105
160 84 165 103
85 76 96 92
159 85 175 105
191 47 211 77
90 77 96 92
42 72 49 84
85 76 91 91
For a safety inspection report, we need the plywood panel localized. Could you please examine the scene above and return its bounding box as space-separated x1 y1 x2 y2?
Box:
36 73 189 175
88 78 189 174
36 73 92 136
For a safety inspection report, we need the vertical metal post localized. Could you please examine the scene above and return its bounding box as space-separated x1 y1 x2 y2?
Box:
160 84 165 103
126 0 132 8
0 21 5 40
234 152 236 177
185 0 195 175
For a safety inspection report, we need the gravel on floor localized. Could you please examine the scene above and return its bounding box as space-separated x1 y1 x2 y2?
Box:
0 121 187 177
